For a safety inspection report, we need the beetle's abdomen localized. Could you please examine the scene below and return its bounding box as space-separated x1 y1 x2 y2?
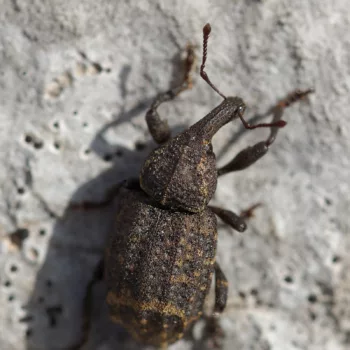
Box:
105 188 217 346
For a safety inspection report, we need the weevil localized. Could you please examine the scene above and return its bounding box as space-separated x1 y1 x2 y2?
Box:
74 23 313 349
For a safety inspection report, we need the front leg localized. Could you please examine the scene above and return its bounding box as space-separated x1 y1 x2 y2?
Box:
146 44 196 144
218 89 313 176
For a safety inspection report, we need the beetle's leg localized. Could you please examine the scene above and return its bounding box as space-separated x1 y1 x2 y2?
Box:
69 178 138 210
70 260 104 350
214 262 228 314
209 203 261 234
217 89 313 176
198 315 225 350
239 203 262 219
209 206 247 232
196 262 228 350
146 45 196 144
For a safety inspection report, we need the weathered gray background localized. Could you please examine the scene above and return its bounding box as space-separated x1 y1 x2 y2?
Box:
0 0 349 349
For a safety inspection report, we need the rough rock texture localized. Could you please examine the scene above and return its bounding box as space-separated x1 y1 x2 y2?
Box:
0 1 349 349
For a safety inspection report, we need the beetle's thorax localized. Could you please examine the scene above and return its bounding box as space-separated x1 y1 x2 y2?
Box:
139 97 245 213
139 132 217 213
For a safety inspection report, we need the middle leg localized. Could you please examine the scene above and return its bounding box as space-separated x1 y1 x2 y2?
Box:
209 206 247 232
209 203 261 233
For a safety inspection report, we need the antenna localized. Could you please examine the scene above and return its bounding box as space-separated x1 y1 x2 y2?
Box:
200 23 226 100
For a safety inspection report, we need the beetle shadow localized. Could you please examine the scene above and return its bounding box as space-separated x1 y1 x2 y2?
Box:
23 63 191 350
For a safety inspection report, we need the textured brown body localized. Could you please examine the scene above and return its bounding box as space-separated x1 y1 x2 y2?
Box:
105 187 217 346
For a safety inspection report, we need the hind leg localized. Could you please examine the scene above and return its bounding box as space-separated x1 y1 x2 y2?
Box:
198 263 228 350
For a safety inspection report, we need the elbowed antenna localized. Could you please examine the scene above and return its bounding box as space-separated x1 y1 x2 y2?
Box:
200 23 287 130
200 23 226 100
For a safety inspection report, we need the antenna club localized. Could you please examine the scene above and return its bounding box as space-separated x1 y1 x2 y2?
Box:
276 120 287 127
203 23 211 36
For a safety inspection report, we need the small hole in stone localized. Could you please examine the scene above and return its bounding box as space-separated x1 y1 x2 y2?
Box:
4 280 11 287
284 276 293 283
324 197 332 206
250 288 258 296
24 135 33 143
52 121 60 129
53 305 63 314
135 141 146 151
25 329 33 337
309 311 317 321
82 122 88 128
17 187 25 195
8 294 15 302
49 318 57 328
53 141 61 150
115 149 123 157
103 154 112 162
46 305 63 328
10 228 29 247
84 149 91 155
33 140 43 149
46 279 53 288
238 291 246 299
308 294 317 303
39 229 46 236
332 255 341 263
105 68 112 73
73 110 78 116
38 296 45 304
91 62 103 73
10 265 18 273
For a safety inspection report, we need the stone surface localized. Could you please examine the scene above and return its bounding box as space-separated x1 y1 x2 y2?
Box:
0 0 349 349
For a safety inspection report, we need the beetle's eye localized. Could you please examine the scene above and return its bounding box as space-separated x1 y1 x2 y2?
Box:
237 106 245 114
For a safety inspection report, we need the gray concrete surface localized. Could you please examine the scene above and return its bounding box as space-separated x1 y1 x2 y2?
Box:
0 0 349 349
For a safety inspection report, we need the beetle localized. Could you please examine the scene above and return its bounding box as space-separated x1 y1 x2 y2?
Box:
74 23 313 349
